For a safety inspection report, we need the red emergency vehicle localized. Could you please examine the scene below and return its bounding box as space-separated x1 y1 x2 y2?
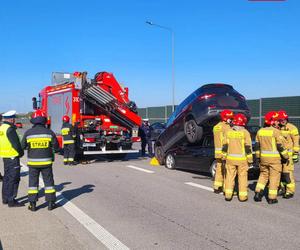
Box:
32 71 141 158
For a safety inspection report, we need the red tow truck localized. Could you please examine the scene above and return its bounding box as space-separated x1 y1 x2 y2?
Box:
32 71 141 159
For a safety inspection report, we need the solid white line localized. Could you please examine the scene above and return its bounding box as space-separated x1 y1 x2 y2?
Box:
20 163 130 250
126 165 155 174
185 182 214 192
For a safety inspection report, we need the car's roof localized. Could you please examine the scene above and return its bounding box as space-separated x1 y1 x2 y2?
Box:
201 83 233 89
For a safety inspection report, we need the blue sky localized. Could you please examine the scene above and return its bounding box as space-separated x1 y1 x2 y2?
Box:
0 0 299 112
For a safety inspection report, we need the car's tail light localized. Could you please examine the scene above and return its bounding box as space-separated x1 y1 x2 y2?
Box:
85 138 95 142
198 93 216 101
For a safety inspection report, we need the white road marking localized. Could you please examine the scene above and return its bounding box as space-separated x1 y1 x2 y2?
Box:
126 165 155 174
185 182 214 192
20 163 130 250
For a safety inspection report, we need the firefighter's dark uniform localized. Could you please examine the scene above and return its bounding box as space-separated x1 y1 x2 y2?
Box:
139 122 153 157
0 120 24 206
254 127 289 202
22 118 59 206
62 122 76 165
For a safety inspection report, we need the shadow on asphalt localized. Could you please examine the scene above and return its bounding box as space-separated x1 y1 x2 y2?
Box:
0 240 3 250
79 152 151 164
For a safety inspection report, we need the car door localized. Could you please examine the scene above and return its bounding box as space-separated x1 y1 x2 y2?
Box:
175 134 214 173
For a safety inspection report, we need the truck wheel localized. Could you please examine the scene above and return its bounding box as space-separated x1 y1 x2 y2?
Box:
184 119 203 143
155 146 165 165
165 153 176 170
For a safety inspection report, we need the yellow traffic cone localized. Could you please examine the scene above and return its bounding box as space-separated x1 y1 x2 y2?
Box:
150 157 160 166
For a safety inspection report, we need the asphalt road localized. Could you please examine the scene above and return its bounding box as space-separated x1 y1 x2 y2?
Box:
0 126 300 249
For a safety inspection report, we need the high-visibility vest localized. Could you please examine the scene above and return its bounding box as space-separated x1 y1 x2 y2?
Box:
0 123 19 158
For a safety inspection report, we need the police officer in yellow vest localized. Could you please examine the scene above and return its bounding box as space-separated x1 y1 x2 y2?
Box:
0 110 24 207
21 110 59 211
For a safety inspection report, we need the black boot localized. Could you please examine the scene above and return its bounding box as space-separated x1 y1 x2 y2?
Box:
254 191 263 202
268 199 278 204
8 199 24 207
283 193 294 199
48 201 57 211
214 187 223 194
64 162 68 166
28 202 37 212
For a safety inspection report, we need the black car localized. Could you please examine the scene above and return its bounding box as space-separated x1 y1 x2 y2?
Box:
155 83 250 164
150 122 166 141
163 132 259 178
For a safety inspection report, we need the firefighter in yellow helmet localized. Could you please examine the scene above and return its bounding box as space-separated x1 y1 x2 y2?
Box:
254 111 289 204
278 110 299 199
222 114 253 202
212 109 234 193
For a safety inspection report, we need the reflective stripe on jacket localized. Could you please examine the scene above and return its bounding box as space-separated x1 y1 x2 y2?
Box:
61 123 76 145
0 123 19 158
222 126 253 164
213 121 231 159
281 123 299 153
21 124 59 167
255 126 288 164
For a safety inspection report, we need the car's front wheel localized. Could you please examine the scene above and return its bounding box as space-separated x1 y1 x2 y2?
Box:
155 145 165 165
165 153 176 170
184 119 203 143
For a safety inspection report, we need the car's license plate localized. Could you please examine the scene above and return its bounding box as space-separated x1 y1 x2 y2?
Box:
83 143 96 147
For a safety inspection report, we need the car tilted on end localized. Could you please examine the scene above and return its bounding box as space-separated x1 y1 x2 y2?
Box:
154 83 255 176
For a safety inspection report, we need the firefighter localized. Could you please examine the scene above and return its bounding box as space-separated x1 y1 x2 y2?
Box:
139 119 153 157
21 110 59 211
0 114 3 182
278 110 299 199
0 110 24 207
61 115 77 165
212 109 234 193
222 114 253 202
254 111 289 204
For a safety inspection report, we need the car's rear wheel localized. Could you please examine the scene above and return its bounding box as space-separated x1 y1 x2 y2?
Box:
209 160 217 179
165 153 176 170
155 146 165 165
184 119 203 143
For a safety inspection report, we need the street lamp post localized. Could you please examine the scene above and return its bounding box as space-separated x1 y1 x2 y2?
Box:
146 21 175 112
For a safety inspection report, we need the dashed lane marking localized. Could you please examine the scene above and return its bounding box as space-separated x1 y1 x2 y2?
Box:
126 165 155 174
20 163 130 250
185 182 214 192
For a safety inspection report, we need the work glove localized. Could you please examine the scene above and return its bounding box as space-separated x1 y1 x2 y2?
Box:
293 153 299 163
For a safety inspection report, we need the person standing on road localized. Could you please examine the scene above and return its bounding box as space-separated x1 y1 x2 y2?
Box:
0 110 24 207
222 114 253 202
212 109 234 193
254 111 289 204
21 110 59 211
278 110 299 199
61 115 77 165
139 119 153 157
0 114 3 182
